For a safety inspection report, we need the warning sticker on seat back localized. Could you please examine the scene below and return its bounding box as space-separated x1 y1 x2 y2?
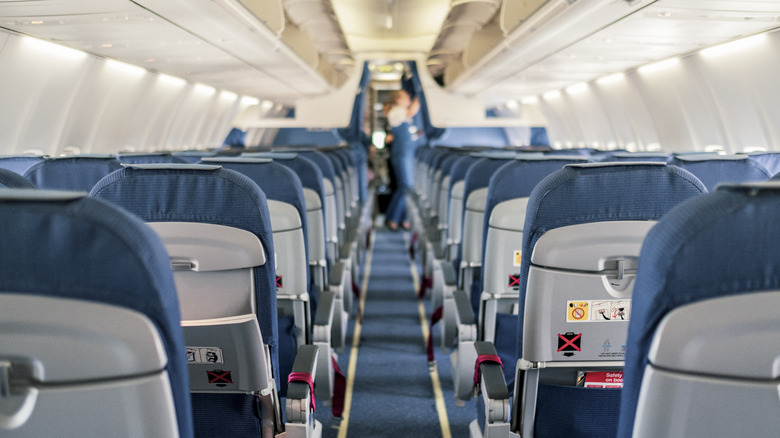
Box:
186 347 224 364
566 300 631 322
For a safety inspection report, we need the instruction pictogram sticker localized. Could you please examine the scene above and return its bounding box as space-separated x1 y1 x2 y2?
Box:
567 301 589 322
513 250 522 267
557 332 582 354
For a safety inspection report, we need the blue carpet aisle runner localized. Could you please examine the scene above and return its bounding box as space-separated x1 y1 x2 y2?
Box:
314 229 475 437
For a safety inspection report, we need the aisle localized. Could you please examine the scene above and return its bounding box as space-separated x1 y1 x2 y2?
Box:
316 229 475 438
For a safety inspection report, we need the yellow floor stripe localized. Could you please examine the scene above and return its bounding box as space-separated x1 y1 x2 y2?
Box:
409 238 453 438
337 232 374 438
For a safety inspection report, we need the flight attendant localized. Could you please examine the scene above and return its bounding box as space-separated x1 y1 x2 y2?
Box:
383 89 420 230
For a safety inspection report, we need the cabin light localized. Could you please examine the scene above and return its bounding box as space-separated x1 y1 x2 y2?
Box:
385 15 393 30
700 33 767 58
106 59 146 77
638 57 680 75
592 141 600 148
158 73 186 87
543 90 561 100
565 141 574 148
521 96 539 105
194 83 216 96
606 142 617 150
646 143 662 151
506 100 519 109
101 43 113 48
704 144 725 153
23 36 87 60
743 146 767 153
597 72 625 86
625 142 637 152
393 62 404 71
241 96 260 106
261 100 274 110
30 20 43 25
220 90 238 102
566 82 589 95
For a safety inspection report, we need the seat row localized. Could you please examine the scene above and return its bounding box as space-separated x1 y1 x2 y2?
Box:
406 145 779 437
0 146 372 437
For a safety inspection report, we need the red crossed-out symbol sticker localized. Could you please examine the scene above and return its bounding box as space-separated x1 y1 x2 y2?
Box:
276 276 284 288
507 274 521 288
557 332 582 352
207 369 233 385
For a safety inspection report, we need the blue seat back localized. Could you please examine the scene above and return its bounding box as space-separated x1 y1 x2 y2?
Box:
24 156 123 192
0 168 36 188
514 163 707 437
668 154 770 190
0 155 45 175
476 157 588 331
749 152 780 175
90 165 279 373
617 181 780 437
607 152 669 162
0 190 192 437
118 153 188 164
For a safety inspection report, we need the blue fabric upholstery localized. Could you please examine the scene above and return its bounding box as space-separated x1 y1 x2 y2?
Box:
295 150 337 192
243 152 327 239
459 156 517 313
173 151 217 163
273 128 344 147
472 157 587 334
513 163 706 437
118 153 188 164
617 182 780 437
750 152 780 175
90 165 279 389
0 155 45 175
535 384 621 436
0 168 36 188
608 152 669 162
543 148 595 156
0 191 192 438
201 157 309 266
24 156 123 192
668 155 770 191
429 127 509 148
447 155 483 200
517 163 707 356
191 393 261 438
201 158 313 381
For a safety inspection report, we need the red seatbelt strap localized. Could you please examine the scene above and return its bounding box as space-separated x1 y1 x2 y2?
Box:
426 305 444 363
287 372 316 412
331 356 346 418
473 354 503 387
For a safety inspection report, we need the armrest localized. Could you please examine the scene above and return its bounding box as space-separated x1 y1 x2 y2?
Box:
286 344 319 424
338 241 352 260
453 289 476 327
441 260 457 287
474 342 509 401
433 243 447 261
312 291 335 339
329 261 346 287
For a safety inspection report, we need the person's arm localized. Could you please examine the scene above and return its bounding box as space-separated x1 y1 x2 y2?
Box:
407 97 420 118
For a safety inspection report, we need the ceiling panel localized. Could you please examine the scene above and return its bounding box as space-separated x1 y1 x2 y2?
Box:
0 0 331 102
468 0 780 103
